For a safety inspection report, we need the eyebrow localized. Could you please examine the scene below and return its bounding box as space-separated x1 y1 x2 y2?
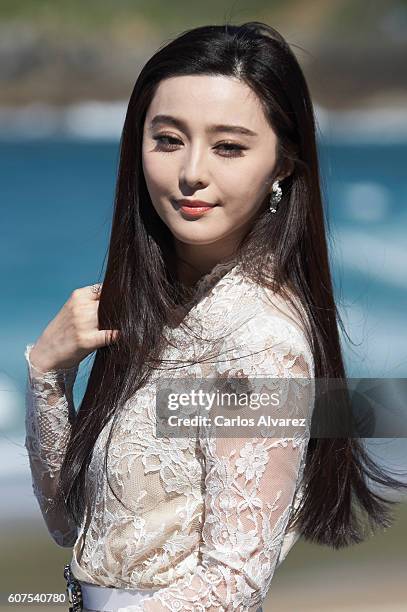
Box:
149 114 258 137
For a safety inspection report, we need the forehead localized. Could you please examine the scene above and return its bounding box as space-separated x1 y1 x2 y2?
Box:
145 75 268 130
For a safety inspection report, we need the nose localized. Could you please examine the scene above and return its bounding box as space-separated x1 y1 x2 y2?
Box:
180 144 209 190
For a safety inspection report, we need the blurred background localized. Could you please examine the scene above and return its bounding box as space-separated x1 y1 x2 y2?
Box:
0 1 406 610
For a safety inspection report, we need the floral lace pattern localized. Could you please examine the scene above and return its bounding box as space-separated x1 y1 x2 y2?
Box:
24 346 79 547
25 257 315 611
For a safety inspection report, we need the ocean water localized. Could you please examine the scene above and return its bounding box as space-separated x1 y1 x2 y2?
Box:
0 135 406 508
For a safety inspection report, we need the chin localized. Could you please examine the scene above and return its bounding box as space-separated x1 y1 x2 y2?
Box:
170 225 226 245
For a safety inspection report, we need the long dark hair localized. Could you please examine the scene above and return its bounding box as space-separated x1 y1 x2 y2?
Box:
58 21 407 549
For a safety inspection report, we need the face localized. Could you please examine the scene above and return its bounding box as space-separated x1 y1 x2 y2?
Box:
142 75 282 273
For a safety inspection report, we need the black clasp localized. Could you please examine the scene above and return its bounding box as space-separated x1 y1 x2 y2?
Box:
64 563 83 612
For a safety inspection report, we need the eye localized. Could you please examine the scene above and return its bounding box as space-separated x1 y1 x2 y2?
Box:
152 135 247 158
153 135 181 151
216 142 247 158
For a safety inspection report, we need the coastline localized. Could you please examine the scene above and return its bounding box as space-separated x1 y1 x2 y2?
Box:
1 102 407 143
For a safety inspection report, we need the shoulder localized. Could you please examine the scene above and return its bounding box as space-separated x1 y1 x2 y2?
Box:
215 269 314 375
188 262 314 375
223 303 314 378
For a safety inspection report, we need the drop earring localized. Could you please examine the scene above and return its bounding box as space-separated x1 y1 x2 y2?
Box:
269 180 282 213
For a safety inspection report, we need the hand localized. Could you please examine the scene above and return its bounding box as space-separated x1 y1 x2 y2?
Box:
29 283 120 373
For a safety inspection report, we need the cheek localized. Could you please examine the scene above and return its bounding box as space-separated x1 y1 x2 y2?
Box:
220 163 271 211
143 152 176 196
142 149 159 184
221 153 270 187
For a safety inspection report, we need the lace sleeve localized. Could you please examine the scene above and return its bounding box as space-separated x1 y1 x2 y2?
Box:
24 343 79 547
120 312 315 612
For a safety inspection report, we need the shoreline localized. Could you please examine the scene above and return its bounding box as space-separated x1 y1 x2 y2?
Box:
0 102 407 143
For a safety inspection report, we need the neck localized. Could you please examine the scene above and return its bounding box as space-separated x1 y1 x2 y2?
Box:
174 241 238 288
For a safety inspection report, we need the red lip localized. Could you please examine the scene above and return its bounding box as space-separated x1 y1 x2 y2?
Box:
177 199 217 208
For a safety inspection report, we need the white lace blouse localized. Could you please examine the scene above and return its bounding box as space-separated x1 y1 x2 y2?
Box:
24 256 315 612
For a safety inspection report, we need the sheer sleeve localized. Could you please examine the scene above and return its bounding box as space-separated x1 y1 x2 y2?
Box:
24 343 79 547
120 312 315 612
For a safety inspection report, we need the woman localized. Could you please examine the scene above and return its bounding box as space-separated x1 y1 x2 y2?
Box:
24 22 407 612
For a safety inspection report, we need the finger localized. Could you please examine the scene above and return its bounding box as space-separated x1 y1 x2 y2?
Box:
106 329 120 344
92 329 120 349
89 283 103 299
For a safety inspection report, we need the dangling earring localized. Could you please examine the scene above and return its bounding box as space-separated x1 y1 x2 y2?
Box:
269 180 282 213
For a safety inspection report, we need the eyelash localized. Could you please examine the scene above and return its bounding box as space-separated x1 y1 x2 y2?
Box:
152 134 247 158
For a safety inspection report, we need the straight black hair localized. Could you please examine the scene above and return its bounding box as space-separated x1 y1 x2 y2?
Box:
58 21 407 550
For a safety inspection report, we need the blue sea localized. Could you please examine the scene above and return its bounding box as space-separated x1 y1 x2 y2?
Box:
0 127 406 513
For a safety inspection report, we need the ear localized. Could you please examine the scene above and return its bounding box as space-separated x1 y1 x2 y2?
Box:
277 159 295 182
